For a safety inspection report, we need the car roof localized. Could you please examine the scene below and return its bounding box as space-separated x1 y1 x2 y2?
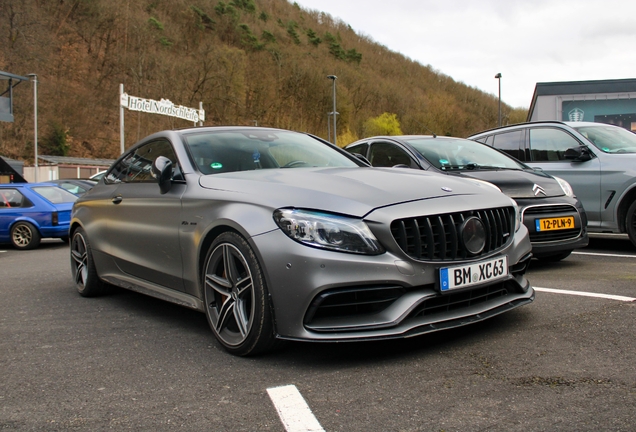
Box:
469 120 628 138
468 121 569 137
50 178 97 184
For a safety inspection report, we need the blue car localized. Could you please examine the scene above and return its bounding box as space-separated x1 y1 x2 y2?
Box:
0 183 78 249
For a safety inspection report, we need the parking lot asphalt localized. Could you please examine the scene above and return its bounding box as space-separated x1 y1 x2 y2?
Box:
1 236 635 431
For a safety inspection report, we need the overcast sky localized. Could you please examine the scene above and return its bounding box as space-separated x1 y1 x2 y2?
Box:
292 0 635 109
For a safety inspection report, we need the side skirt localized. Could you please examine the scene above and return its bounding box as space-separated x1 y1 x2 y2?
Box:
102 274 205 312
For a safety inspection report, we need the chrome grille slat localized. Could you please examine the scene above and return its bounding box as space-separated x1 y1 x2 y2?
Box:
494 209 504 248
448 214 458 258
409 219 422 258
391 206 514 261
437 215 447 258
423 218 434 259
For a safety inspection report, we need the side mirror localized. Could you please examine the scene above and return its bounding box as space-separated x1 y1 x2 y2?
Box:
152 156 173 194
564 146 593 162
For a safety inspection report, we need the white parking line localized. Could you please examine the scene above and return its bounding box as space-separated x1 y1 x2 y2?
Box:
267 385 325 432
535 287 636 302
573 251 636 258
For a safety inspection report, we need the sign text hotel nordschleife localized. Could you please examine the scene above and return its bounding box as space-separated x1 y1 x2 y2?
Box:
120 93 205 123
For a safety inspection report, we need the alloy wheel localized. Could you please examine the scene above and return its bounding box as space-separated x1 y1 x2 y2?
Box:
71 233 89 288
204 243 255 347
12 224 33 247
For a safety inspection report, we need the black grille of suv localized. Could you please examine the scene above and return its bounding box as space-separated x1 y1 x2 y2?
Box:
524 204 582 242
391 207 515 261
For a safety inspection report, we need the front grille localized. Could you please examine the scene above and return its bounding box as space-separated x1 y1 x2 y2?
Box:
408 283 509 319
524 204 582 242
391 207 514 261
524 204 576 216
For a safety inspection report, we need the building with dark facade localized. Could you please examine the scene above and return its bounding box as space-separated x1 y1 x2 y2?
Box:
527 78 636 131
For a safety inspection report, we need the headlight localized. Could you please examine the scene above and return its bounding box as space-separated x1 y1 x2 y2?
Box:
273 209 384 255
553 176 574 197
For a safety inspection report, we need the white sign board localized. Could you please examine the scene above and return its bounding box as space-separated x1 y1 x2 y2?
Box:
120 93 205 123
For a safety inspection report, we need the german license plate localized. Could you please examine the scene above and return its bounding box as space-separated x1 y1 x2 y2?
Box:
535 216 574 232
439 256 508 292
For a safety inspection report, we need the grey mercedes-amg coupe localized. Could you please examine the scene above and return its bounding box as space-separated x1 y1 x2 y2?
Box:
70 127 534 356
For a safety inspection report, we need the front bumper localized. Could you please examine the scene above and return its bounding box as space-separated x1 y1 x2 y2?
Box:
250 226 533 342
520 197 589 256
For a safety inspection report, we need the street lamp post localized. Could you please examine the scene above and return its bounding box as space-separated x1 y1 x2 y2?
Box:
495 73 502 127
327 75 337 146
27 73 38 182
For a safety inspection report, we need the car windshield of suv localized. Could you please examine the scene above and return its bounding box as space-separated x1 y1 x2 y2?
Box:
183 129 359 174
574 125 636 153
32 186 78 204
405 137 525 171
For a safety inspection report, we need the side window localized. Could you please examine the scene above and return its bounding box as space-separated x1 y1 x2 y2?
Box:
529 128 581 162
107 139 181 183
0 189 27 208
473 135 493 145
368 142 416 168
492 131 524 160
345 143 369 158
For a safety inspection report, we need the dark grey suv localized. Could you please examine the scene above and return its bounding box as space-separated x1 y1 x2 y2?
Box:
469 121 636 247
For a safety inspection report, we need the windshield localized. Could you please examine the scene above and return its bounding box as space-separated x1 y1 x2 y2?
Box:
183 129 359 174
32 186 78 204
405 137 525 171
573 125 636 153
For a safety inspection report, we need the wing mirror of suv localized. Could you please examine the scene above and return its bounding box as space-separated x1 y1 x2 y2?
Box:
152 156 173 194
564 146 593 162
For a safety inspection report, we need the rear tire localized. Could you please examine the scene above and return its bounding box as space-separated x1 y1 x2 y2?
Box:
535 250 573 262
626 201 636 248
11 222 41 250
203 231 277 356
70 227 108 297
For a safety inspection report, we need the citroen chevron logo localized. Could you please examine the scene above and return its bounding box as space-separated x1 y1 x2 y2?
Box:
533 184 546 196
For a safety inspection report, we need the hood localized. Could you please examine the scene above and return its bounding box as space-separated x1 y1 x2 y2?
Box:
454 169 564 199
199 167 509 217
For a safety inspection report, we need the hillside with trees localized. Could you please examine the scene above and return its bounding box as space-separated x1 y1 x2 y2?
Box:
0 0 526 162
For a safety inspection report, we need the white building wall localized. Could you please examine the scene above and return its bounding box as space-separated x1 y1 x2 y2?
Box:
530 96 558 121
22 166 59 182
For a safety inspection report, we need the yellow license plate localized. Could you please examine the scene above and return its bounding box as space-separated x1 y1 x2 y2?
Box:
535 216 575 232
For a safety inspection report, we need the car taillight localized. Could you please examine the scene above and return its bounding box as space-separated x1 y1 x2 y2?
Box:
52 211 58 226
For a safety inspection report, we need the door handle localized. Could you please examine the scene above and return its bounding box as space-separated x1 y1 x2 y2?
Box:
111 195 123 204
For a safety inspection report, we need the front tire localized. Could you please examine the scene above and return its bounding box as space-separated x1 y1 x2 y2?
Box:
203 232 277 356
11 222 41 250
70 227 108 297
626 201 636 248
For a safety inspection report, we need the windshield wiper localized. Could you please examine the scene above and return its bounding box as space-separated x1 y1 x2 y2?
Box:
441 163 512 171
